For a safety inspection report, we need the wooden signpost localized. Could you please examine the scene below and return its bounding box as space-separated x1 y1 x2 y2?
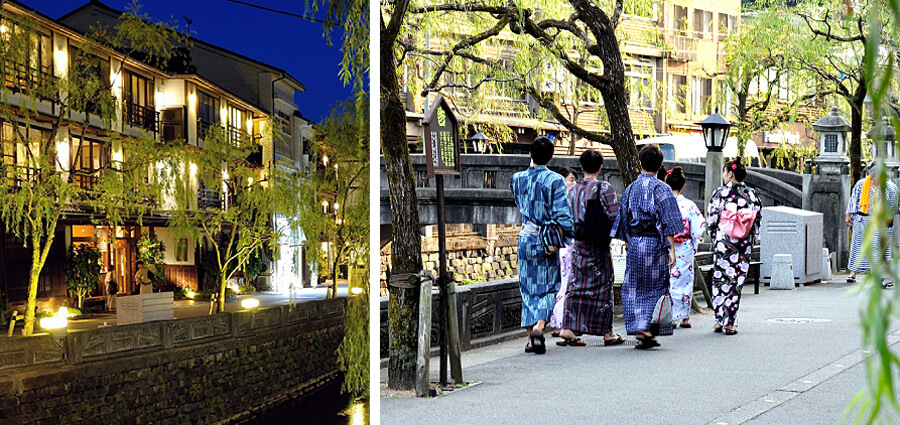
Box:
422 95 463 386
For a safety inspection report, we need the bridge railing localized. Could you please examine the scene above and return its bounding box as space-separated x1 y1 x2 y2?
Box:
380 154 802 225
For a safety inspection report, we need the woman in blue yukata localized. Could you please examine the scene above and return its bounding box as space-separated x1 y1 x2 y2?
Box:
612 144 682 349
706 158 762 335
510 137 574 354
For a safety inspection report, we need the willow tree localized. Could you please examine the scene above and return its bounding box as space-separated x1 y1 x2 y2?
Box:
845 0 900 421
790 0 895 184
382 0 652 390
164 122 301 313
0 8 184 335
397 0 643 182
718 7 827 159
299 99 369 299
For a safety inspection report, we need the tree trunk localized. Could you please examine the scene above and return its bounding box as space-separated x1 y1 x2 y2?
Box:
332 260 339 299
383 11 422 390
218 273 227 313
603 93 641 184
568 0 639 184
24 234 52 336
24 259 41 335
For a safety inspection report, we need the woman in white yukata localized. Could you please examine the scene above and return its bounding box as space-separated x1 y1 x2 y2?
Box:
665 167 706 328
550 167 577 336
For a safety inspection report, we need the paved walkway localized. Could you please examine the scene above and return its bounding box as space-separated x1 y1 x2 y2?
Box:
10 284 349 334
381 275 900 425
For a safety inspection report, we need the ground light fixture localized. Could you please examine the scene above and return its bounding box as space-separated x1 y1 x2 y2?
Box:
186 290 196 299
39 307 69 336
350 286 363 295
241 298 260 311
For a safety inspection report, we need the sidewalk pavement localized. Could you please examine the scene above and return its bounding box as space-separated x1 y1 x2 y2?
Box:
381 275 900 425
17 284 349 334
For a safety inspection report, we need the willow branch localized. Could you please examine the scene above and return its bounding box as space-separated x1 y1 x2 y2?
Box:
525 86 613 145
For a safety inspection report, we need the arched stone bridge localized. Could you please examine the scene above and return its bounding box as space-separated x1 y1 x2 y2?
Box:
379 154 802 228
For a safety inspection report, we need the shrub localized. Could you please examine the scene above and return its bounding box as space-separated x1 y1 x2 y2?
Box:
238 285 257 295
65 244 102 308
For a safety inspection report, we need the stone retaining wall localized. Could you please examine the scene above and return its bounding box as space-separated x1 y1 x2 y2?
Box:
0 298 346 425
380 228 520 288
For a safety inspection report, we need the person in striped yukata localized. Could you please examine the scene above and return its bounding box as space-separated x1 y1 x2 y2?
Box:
845 163 898 288
556 149 625 347
611 144 682 349
510 136 573 354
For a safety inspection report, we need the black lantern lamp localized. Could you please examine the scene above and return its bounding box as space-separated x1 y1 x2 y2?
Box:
696 108 732 152
468 132 489 153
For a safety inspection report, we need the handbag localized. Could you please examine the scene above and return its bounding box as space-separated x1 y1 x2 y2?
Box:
719 208 757 239
539 221 565 253
650 293 673 325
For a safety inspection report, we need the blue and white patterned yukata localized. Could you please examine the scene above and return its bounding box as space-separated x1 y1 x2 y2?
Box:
511 165 574 328
847 176 898 274
612 174 682 336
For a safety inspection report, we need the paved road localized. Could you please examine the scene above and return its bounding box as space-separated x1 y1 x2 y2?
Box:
381 276 900 425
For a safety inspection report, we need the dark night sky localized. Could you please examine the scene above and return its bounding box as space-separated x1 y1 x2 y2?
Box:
22 0 354 122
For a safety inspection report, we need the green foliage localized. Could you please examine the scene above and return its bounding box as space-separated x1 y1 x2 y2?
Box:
164 115 302 311
0 4 187 335
336 284 369 402
304 0 369 98
462 276 487 286
242 250 264 284
237 285 257 295
65 244 102 309
843 0 900 423
137 229 168 288
299 98 369 297
770 142 819 173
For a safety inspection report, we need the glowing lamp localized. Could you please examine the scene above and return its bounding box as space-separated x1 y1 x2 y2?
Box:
241 298 260 310
186 290 196 299
40 316 67 331
350 287 363 295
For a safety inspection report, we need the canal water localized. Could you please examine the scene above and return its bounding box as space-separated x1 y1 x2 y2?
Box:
246 378 368 425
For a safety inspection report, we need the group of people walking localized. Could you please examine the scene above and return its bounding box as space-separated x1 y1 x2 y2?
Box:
511 137 762 353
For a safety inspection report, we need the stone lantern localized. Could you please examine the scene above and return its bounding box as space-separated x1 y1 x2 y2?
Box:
804 107 852 270
868 117 898 174
810 107 850 175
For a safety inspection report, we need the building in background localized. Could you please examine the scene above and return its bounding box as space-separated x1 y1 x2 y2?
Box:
0 0 312 305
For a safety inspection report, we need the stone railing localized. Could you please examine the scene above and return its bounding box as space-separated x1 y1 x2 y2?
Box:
1 298 347 424
380 246 763 359
380 154 803 225
380 278 523 358
0 298 344 374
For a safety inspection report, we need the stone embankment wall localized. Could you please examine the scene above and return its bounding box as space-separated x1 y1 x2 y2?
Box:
380 225 521 289
0 298 345 425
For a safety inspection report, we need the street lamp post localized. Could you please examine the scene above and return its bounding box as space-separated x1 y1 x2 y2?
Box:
468 132 488 154
696 109 732 212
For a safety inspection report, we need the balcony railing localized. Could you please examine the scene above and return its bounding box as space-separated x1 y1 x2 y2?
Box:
125 102 159 132
1 59 57 99
72 172 100 191
226 124 252 146
1 164 39 187
665 34 697 62
199 188 223 209
198 118 215 141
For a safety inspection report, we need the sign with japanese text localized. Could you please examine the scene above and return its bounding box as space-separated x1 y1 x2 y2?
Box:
423 95 461 178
